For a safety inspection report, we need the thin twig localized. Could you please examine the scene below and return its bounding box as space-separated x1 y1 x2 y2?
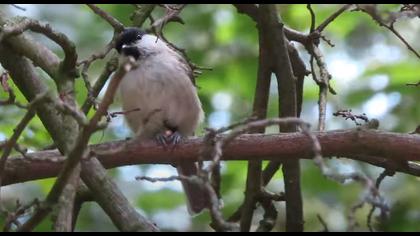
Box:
79 4 126 111
3 199 39 232
307 4 316 32
320 35 335 47
10 4 26 11
406 81 420 87
13 144 28 158
317 214 329 232
354 4 420 59
206 117 315 231
305 5 329 132
409 125 420 134
255 197 277 232
367 169 394 232
0 91 49 206
333 109 369 126
54 99 89 126
148 4 186 32
316 4 352 32
311 44 333 131
137 174 239 231
0 71 25 108
86 4 124 32
137 117 317 232
80 3 153 115
347 200 365 231
80 57 119 115
106 108 141 121
147 5 211 82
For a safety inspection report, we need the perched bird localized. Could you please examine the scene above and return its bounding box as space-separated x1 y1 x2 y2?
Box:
115 27 208 214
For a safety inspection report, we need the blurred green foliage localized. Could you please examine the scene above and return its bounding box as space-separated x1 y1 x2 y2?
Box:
0 4 419 232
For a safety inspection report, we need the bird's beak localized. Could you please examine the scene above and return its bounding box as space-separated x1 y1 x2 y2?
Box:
121 45 141 60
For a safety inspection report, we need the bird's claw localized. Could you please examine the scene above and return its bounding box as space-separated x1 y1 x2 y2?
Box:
155 131 183 151
167 131 182 146
155 133 168 150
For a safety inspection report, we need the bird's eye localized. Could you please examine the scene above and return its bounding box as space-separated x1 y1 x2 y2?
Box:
136 34 142 40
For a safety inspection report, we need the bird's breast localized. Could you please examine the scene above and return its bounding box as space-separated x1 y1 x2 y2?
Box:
118 55 204 137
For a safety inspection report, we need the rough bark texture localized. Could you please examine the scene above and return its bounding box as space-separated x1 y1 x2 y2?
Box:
0 9 157 232
3 129 420 186
80 158 160 232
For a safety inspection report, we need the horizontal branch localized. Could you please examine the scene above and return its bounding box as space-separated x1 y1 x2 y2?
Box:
3 128 420 186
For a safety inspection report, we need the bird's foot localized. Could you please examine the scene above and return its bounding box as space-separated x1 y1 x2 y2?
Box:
154 130 183 151
155 133 168 150
167 131 183 146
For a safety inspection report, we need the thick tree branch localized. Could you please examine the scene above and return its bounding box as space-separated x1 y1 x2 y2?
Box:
238 8 272 231
3 128 420 186
52 165 80 232
0 44 81 231
130 4 156 27
16 58 134 232
0 33 154 231
81 157 159 232
257 4 303 232
0 45 71 154
0 11 60 81
233 4 259 22
234 4 308 231
71 183 93 230
0 16 77 76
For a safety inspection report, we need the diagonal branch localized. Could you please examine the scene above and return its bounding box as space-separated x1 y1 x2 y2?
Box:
0 16 77 76
86 4 125 32
16 58 136 232
316 4 352 32
81 157 159 232
354 4 420 59
0 91 48 200
0 13 159 232
79 4 126 113
130 4 156 27
80 4 153 115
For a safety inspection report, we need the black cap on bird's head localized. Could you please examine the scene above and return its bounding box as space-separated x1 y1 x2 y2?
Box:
115 27 146 59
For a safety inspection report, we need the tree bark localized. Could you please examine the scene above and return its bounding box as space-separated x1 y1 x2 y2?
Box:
3 129 420 186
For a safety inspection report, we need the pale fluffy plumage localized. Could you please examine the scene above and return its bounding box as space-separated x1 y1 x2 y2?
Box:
119 34 204 139
117 32 208 214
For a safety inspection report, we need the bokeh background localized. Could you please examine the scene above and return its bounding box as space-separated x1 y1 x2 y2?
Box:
0 4 419 231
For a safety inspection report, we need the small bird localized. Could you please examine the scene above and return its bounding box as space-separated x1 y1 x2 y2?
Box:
115 27 208 214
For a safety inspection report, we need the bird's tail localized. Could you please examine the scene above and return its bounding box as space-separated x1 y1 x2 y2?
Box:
177 161 210 215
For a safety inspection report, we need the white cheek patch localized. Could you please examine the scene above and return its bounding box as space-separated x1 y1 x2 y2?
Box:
137 34 166 51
